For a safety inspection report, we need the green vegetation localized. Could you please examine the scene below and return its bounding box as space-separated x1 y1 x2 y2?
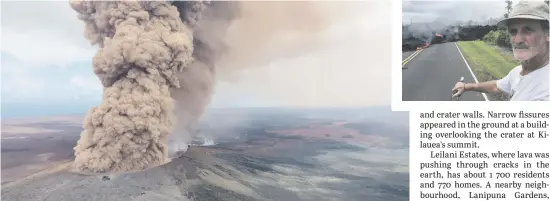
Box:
456 40 519 81
482 0 513 48
482 29 511 47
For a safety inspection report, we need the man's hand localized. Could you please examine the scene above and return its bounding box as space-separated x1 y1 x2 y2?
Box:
452 81 466 98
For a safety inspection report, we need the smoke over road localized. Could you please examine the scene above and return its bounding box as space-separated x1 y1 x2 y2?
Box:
70 0 356 174
402 0 508 47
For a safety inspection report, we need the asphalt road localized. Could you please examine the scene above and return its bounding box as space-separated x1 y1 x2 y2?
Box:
402 51 415 60
402 42 487 101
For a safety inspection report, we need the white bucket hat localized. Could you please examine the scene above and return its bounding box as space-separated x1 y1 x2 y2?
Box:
496 1 549 29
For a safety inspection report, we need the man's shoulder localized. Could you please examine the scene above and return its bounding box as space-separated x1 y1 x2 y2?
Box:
510 65 522 73
502 65 522 79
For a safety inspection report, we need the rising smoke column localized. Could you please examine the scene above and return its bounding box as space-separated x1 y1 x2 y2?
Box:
167 1 240 156
166 1 344 153
70 0 208 173
71 0 353 173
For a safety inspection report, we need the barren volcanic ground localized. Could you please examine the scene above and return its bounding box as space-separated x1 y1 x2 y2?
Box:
1 107 409 201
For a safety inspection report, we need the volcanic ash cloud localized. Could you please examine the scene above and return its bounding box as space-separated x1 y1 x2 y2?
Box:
166 0 239 157
70 0 204 173
70 0 356 173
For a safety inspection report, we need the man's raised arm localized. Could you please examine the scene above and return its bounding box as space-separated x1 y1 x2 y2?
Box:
452 79 508 98
463 80 503 94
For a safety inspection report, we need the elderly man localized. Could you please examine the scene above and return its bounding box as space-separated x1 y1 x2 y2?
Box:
452 1 549 101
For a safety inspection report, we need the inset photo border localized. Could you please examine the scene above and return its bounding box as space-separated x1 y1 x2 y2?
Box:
392 0 550 111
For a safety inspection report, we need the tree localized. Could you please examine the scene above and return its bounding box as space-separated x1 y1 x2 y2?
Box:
546 0 549 6
504 0 513 18
483 30 496 44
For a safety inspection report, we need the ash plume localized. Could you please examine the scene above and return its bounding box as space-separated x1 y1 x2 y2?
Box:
70 0 354 173
216 1 348 79
70 0 207 173
168 1 349 153
167 1 240 156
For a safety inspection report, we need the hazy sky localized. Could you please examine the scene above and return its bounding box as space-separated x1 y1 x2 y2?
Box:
1 1 393 118
402 0 515 26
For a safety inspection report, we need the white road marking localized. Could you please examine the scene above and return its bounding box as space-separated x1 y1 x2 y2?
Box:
454 42 489 101
2 137 29 140
402 49 423 66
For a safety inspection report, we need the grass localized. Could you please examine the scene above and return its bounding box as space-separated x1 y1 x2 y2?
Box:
456 40 520 81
